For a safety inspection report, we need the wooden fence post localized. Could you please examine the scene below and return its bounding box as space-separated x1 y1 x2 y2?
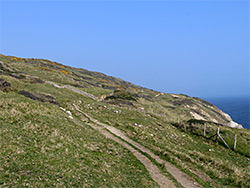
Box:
234 134 237 150
219 134 231 149
216 127 230 150
216 127 220 142
203 123 206 137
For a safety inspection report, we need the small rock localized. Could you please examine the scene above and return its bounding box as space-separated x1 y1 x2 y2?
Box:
60 107 66 111
66 110 72 116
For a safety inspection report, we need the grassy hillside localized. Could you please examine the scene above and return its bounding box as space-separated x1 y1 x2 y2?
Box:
0 54 250 187
0 80 158 187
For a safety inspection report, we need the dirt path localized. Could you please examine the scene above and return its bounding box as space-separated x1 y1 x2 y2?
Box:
104 126 201 188
89 122 176 188
45 81 97 100
73 104 201 188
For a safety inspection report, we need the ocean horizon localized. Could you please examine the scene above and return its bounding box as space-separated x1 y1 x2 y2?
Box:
206 96 250 130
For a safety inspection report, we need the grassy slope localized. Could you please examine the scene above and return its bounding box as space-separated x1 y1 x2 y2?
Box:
1 54 250 187
74 100 250 188
0 78 157 186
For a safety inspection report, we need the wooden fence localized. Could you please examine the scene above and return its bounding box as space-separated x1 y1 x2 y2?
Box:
203 123 237 150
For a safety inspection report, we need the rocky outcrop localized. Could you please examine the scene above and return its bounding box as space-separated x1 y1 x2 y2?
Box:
183 97 243 129
18 90 61 106
226 121 243 129
0 78 12 92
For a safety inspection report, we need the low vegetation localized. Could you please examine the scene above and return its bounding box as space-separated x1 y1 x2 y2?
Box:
0 54 249 187
0 86 157 187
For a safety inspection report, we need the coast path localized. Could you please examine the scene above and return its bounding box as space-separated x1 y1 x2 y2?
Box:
73 104 201 188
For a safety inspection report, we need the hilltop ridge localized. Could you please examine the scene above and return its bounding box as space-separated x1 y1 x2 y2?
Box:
0 54 242 129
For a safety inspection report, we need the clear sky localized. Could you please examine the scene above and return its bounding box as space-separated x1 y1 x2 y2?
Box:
0 0 249 98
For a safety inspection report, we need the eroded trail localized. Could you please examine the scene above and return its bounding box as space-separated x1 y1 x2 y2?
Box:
89 123 175 188
73 104 201 188
45 81 97 100
105 126 201 188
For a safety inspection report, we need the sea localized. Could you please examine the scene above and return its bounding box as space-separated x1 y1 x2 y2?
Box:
205 97 250 130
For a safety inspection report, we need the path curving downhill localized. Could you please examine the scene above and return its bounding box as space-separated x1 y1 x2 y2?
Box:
73 104 201 188
89 123 176 188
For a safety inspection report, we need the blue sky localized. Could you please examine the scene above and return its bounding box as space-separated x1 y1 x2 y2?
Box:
0 1 249 98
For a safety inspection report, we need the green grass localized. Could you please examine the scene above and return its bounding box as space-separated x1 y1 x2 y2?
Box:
0 93 158 187
103 127 184 188
75 101 250 188
1 54 250 187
